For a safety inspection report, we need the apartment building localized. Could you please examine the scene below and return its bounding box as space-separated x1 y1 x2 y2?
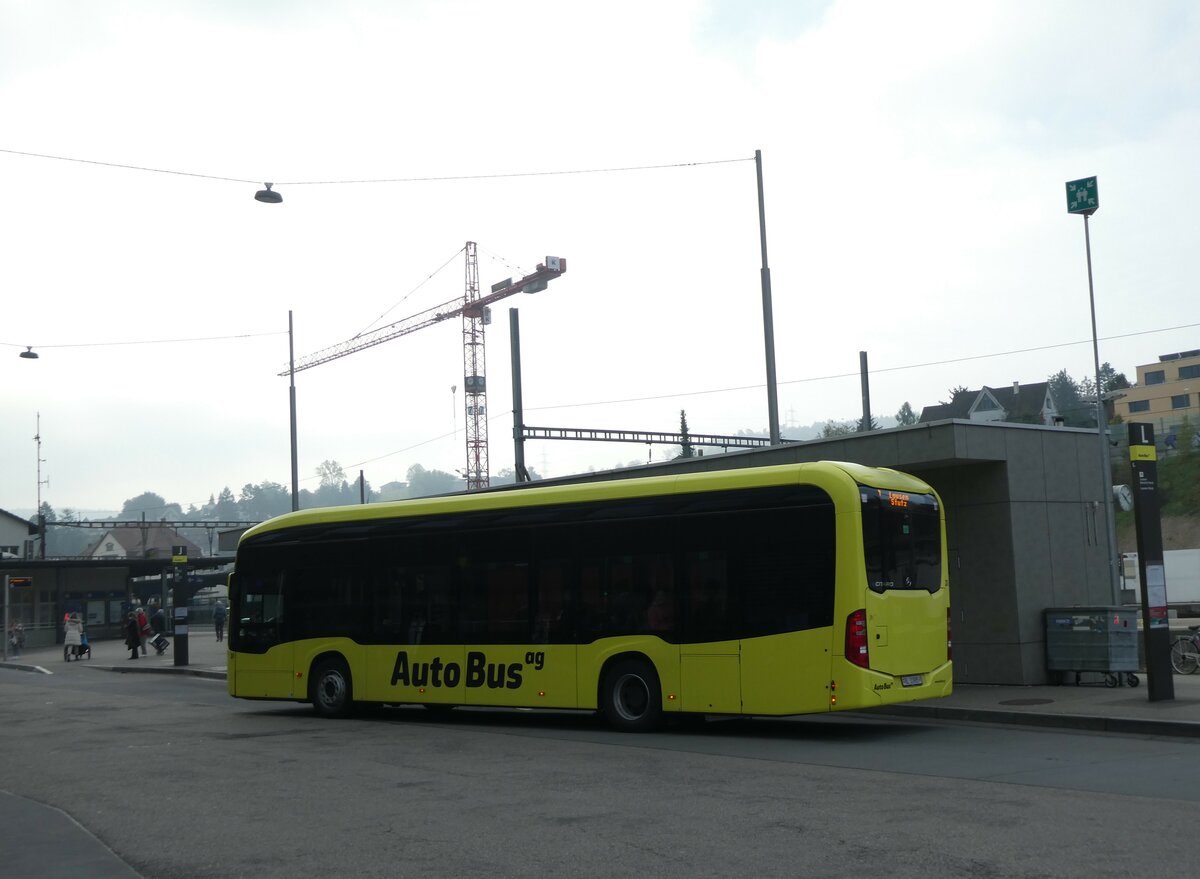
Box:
1119 349 1200 437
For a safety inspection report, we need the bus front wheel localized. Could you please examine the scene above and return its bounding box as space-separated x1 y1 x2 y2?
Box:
601 658 663 732
311 658 354 718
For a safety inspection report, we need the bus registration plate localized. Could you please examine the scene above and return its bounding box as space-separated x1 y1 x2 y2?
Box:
901 674 923 688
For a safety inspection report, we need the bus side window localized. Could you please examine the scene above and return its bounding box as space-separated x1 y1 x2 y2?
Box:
238 573 283 652
685 554 731 642
372 565 407 642
533 558 571 644
409 566 454 644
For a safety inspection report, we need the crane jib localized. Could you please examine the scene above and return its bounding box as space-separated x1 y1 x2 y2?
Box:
281 254 565 376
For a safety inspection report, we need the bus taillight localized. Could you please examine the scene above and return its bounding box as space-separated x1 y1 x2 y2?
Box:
845 609 869 669
947 608 953 662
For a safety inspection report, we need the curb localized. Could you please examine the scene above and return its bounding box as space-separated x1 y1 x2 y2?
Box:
0 661 53 675
868 703 1200 738
86 664 226 682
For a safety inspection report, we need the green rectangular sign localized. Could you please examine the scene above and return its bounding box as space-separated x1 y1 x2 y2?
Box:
1066 176 1098 214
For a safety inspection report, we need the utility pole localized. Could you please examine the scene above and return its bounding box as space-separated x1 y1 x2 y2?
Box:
1066 176 1120 602
755 149 781 445
35 413 47 559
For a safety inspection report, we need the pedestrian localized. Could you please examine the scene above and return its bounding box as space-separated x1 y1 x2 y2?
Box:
213 601 227 642
151 605 166 635
64 612 84 659
125 612 141 660
7 622 22 657
135 606 150 655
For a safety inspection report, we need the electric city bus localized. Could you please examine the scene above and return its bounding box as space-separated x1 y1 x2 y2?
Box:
227 461 952 731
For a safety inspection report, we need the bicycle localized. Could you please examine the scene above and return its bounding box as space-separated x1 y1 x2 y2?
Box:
1170 625 1200 674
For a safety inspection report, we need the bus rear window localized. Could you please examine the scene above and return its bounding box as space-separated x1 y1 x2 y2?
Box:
860 486 941 594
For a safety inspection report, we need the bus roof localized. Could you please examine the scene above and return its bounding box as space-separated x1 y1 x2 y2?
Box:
238 460 934 545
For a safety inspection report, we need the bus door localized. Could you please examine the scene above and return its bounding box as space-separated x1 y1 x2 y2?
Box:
231 572 294 699
460 550 577 709
860 487 947 679
680 553 741 714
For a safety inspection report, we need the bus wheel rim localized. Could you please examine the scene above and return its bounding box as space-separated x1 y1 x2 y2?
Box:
614 673 649 721
319 671 346 709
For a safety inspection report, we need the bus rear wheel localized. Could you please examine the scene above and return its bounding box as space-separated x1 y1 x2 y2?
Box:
601 658 663 732
311 658 353 718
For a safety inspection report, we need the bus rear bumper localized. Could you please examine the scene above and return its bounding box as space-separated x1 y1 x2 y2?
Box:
833 661 953 711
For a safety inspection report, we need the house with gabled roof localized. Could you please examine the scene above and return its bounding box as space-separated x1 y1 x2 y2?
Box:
85 525 203 560
919 381 1059 426
0 508 33 558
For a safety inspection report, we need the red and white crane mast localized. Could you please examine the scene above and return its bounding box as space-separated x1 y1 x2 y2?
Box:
283 243 566 491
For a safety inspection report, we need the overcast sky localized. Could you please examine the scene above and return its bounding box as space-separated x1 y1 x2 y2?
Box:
3 0 1198 515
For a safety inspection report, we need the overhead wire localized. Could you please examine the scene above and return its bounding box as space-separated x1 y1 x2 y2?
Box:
0 330 285 350
354 245 466 337
323 319 1200 478
0 147 751 188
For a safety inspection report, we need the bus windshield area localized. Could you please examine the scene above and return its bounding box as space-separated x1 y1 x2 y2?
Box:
859 485 941 594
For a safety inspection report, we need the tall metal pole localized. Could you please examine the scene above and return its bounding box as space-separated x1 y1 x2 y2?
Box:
1083 214 1120 603
289 311 299 512
35 413 46 559
859 351 872 431
510 308 529 483
3 575 9 662
755 149 781 445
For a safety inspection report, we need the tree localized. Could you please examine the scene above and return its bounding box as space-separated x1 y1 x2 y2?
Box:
317 460 347 488
857 414 879 432
895 402 918 426
941 386 970 406
1099 361 1130 394
213 487 239 519
120 492 183 520
406 463 462 498
820 420 856 438
239 481 291 520
492 467 542 486
1048 369 1091 427
679 410 694 458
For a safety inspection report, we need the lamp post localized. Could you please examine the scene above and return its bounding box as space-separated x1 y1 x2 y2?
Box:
1066 176 1119 603
288 311 299 512
755 149 781 445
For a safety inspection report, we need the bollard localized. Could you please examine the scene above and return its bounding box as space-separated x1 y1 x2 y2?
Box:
173 606 189 666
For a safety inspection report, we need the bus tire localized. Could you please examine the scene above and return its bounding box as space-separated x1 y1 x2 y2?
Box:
311 657 354 718
601 658 663 733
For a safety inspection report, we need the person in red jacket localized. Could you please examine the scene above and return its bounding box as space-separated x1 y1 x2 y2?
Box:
135 606 150 656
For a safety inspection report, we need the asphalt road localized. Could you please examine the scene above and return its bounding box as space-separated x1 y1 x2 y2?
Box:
2 661 1197 879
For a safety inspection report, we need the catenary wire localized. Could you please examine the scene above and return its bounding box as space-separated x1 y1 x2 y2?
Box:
1 147 750 187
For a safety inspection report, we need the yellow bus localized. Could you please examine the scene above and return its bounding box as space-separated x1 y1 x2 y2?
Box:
227 461 952 731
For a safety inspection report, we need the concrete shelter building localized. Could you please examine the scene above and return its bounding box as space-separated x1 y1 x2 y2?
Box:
536 419 1119 686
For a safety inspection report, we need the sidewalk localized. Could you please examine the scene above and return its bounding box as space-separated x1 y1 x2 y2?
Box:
874 673 1200 738
1 625 228 681
4 631 1200 736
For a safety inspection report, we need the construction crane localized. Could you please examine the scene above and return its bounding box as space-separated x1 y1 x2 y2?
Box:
282 242 566 490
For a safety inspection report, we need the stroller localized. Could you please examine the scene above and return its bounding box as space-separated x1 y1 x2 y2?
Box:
150 631 170 655
64 631 91 662
137 607 169 656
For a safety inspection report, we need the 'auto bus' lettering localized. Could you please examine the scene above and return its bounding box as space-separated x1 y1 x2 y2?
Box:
391 650 525 690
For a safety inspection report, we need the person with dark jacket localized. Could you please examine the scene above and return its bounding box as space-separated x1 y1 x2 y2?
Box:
125 612 141 660
213 601 227 642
